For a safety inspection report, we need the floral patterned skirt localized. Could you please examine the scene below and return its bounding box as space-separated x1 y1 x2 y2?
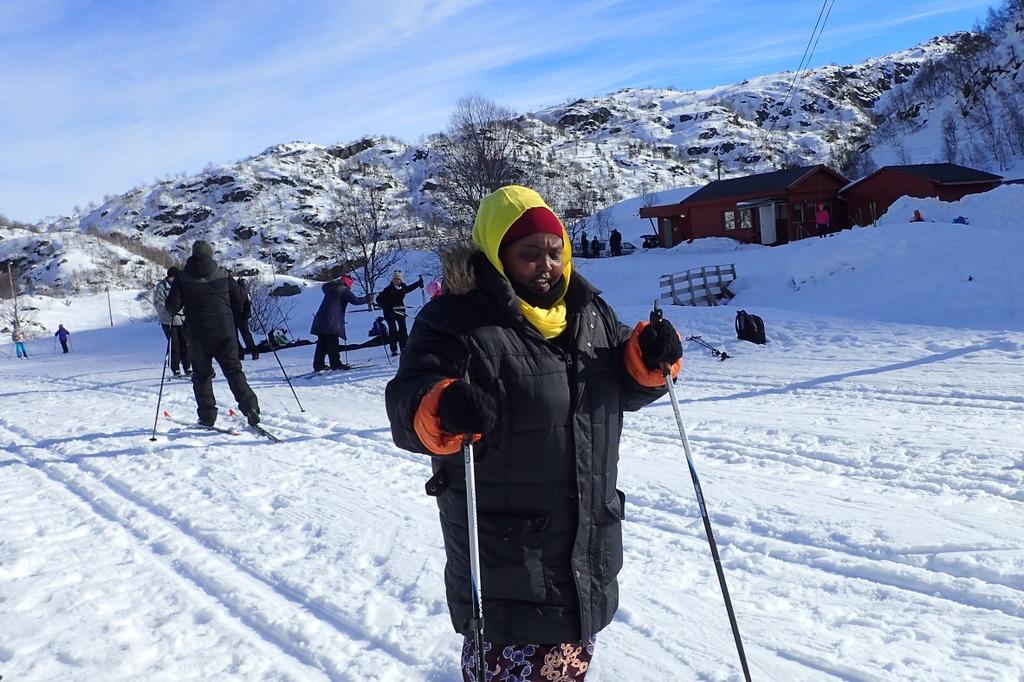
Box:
461 636 596 682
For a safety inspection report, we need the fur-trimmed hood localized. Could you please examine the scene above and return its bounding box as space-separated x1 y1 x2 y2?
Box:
439 241 481 296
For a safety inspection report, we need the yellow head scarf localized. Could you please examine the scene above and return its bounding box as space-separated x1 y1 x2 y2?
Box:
472 185 573 339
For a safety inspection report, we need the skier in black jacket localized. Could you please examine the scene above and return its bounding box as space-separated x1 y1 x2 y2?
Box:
374 270 423 357
165 240 260 427
233 275 259 360
385 185 682 679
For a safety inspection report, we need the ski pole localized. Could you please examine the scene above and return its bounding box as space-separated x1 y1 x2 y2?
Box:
150 336 171 441
252 309 304 412
462 375 486 682
654 303 751 681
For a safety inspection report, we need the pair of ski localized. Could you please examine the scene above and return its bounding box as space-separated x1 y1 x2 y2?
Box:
162 410 282 442
295 363 371 380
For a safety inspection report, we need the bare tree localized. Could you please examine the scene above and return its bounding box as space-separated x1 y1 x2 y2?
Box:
942 113 960 164
248 277 297 339
332 181 403 304
430 95 535 240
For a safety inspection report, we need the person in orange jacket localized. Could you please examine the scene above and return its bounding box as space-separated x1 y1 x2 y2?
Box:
385 185 681 680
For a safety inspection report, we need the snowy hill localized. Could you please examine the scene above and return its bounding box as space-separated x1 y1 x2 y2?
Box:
868 9 1024 171
2 188 1022 680
3 34 976 292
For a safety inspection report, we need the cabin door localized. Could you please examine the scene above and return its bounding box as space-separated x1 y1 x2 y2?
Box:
758 205 777 244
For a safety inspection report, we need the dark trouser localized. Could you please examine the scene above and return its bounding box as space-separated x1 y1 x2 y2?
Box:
462 636 595 681
235 319 257 358
188 335 258 424
313 334 343 370
384 312 408 354
817 223 828 237
59 339 69 353
161 324 190 372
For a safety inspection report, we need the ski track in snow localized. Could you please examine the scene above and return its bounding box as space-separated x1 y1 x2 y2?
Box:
2 305 1024 680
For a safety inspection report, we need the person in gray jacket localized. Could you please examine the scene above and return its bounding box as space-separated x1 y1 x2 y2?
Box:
152 266 191 376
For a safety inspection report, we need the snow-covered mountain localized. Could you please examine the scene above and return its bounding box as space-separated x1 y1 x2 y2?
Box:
3 8 1022 295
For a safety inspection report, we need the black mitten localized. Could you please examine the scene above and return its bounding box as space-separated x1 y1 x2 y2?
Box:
639 320 683 371
438 381 498 435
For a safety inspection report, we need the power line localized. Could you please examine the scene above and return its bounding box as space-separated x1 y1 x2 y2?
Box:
762 0 838 157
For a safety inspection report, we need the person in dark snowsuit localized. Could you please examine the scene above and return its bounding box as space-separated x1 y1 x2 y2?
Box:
309 274 369 371
153 266 191 376
165 241 260 427
609 228 622 256
385 185 682 680
375 270 424 357
590 235 600 258
233 276 259 360
54 324 71 353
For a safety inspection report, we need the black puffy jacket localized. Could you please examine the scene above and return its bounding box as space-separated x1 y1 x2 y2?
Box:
165 255 243 344
385 246 666 645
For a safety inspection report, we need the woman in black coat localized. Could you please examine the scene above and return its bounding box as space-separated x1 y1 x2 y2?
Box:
375 270 424 356
309 274 369 371
385 185 681 680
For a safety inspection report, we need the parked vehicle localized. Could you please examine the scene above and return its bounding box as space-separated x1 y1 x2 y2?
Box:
641 234 660 249
582 240 637 258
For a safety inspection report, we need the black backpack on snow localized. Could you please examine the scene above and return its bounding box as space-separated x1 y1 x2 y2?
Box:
735 310 767 344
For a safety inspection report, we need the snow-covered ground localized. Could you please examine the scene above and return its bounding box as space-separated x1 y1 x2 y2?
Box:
2 189 1023 681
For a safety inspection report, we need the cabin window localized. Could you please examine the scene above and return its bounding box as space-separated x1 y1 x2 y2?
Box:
739 208 753 230
793 202 804 223
723 211 736 230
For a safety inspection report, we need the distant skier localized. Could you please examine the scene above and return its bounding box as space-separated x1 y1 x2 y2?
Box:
815 203 831 237
12 325 28 358
375 270 424 357
309 273 369 371
165 240 260 427
152 266 191 377
385 185 682 680
233 275 259 360
609 228 623 256
54 324 71 353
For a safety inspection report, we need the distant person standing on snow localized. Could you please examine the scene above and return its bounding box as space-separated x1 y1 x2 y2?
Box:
590 235 600 258
165 240 260 428
815 203 831 238
385 185 682 680
12 325 29 358
310 273 369 371
609 228 623 256
152 266 191 377
579 229 588 257
375 270 424 357
54 324 71 353
233 275 259 360
910 209 924 223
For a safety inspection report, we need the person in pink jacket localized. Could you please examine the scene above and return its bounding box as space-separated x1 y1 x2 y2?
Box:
815 203 831 238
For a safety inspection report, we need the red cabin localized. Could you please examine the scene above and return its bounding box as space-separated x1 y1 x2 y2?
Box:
640 165 850 247
842 163 1002 226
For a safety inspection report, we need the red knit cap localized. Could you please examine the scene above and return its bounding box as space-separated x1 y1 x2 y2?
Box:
500 206 564 250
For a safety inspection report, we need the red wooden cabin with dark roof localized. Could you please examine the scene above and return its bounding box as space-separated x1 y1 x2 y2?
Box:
640 165 850 247
841 163 1002 226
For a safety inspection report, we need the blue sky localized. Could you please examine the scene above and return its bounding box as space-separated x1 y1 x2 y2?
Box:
0 0 1001 221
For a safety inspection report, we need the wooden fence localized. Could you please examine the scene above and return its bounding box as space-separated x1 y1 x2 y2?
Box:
659 264 737 307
